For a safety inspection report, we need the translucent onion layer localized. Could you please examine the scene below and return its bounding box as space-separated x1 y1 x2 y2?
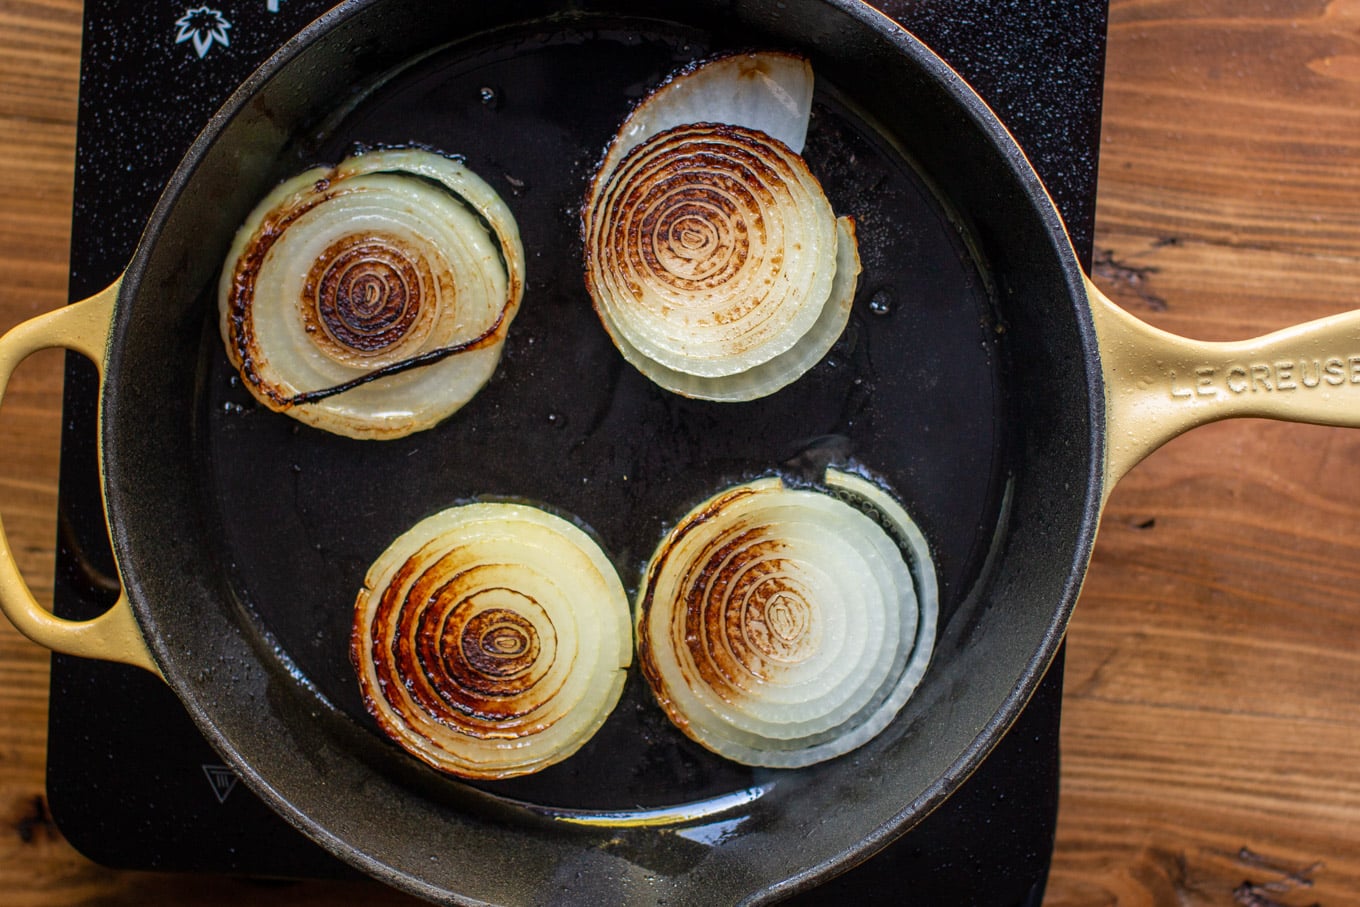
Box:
595 50 814 182
219 148 525 440
351 503 632 780
636 469 937 768
583 53 860 402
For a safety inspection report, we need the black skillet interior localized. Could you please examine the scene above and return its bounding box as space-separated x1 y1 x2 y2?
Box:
103 0 1099 902
203 14 1007 809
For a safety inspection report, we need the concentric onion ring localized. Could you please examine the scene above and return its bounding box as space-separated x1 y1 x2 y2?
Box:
219 148 525 440
583 53 859 401
636 469 937 768
595 50 814 180
351 503 632 779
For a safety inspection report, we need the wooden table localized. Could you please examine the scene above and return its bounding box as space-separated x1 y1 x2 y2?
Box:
2 1 1358 903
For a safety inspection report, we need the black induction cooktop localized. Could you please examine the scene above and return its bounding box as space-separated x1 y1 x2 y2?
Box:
46 1 1107 902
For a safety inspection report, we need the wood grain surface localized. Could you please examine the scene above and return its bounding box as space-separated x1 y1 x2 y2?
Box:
2 1 1359 904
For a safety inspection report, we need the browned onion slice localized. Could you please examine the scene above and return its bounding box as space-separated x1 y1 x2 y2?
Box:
351 503 631 779
583 53 859 401
636 469 937 768
219 148 524 440
596 50 814 179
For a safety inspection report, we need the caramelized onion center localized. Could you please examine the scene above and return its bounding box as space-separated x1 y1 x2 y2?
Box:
303 233 434 362
402 566 560 722
455 601 546 688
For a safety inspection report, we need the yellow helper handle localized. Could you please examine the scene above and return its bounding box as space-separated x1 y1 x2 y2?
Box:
1090 277 1360 502
0 278 159 675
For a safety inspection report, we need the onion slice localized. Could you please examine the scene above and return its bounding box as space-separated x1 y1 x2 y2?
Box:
583 52 858 402
351 503 632 779
595 215 860 402
219 148 525 440
635 468 937 768
596 50 814 181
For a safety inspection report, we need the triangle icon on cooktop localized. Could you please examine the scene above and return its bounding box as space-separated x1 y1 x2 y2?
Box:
201 764 240 804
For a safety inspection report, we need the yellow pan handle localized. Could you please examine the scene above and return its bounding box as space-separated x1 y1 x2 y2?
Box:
1090 277 1360 500
0 279 159 676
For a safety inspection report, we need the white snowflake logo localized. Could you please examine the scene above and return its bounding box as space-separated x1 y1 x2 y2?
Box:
174 6 232 58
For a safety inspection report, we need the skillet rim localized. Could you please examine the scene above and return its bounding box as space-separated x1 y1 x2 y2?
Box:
98 0 1107 902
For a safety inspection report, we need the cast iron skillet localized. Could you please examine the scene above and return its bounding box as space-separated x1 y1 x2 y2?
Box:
2 0 1359 904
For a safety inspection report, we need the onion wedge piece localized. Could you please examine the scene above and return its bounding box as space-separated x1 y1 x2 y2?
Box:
351 503 631 780
219 148 525 440
583 52 859 402
636 469 937 768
